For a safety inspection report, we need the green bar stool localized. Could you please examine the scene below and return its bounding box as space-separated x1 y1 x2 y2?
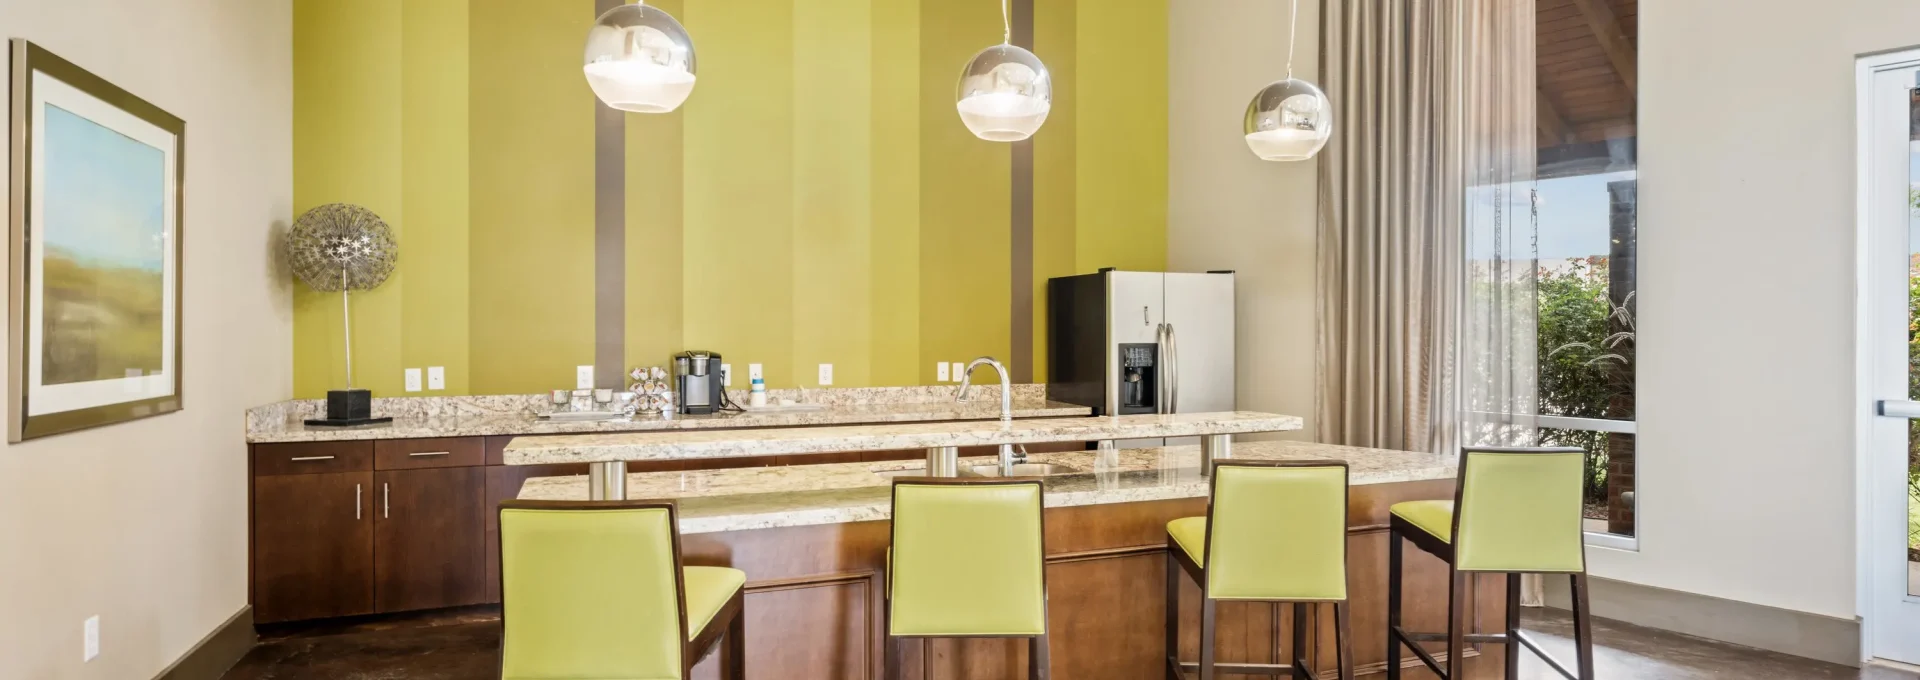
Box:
884 477 1050 680
1165 460 1355 680
498 499 746 680
1385 446 1595 680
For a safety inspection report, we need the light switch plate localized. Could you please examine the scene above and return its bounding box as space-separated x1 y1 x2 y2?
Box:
404 368 422 392
936 362 950 381
721 364 732 387
951 362 966 381
748 363 764 381
818 363 833 386
83 616 98 662
576 365 594 390
427 366 445 390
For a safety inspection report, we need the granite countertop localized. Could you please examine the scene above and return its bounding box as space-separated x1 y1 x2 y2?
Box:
517 440 1457 534
500 411 1305 465
245 385 1090 443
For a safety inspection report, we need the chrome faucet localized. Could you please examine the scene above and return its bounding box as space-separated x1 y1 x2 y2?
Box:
958 357 1025 475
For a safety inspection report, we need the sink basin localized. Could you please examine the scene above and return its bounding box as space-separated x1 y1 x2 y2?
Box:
965 463 1080 477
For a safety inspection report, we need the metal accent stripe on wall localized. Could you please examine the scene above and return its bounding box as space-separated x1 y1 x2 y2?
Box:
1010 0 1036 383
593 0 626 389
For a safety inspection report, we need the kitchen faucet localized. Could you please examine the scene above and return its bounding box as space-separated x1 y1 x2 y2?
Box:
958 356 1025 475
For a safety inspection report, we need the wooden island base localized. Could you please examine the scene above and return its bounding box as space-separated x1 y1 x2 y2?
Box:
675 478 1502 680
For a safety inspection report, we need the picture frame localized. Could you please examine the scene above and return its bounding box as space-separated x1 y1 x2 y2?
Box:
8 39 185 442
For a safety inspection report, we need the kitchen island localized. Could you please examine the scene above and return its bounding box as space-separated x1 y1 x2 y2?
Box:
517 441 1487 680
242 385 1094 624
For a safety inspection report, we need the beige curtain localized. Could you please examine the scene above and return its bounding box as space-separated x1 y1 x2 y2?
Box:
1316 0 1536 454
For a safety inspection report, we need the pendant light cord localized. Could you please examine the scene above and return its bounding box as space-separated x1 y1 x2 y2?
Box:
1002 0 1012 44
1285 0 1298 81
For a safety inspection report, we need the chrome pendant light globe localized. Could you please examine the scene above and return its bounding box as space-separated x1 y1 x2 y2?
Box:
583 2 697 114
1243 78 1332 162
956 44 1052 142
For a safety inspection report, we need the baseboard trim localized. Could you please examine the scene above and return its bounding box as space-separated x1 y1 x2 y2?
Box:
1543 575 1859 667
151 606 255 680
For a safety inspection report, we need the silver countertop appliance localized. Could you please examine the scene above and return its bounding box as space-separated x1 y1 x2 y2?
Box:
1047 269 1235 447
673 350 725 415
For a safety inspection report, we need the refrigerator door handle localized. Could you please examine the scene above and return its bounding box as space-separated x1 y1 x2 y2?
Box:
1165 322 1179 413
1154 323 1169 414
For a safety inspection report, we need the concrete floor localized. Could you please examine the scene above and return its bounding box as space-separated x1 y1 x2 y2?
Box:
221 606 1918 680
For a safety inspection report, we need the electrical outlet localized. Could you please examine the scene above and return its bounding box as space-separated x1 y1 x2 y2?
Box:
427 366 445 390
576 365 594 390
936 362 950 381
748 363 764 381
404 368 422 392
721 364 732 387
951 362 966 381
83 616 98 662
818 363 833 386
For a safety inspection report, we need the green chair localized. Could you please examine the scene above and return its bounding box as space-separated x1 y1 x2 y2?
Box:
1385 446 1594 680
884 477 1050 680
1165 460 1355 680
498 499 746 680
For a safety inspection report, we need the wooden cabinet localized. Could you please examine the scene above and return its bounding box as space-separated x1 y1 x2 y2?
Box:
252 470 374 624
251 438 487 623
374 467 487 612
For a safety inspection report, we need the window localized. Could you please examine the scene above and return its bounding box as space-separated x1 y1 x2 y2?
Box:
1532 0 1638 543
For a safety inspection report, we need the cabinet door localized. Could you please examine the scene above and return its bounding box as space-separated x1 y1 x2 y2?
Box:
374 467 487 612
253 471 374 623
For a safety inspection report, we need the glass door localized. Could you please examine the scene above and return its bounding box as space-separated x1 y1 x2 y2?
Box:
1862 53 1920 666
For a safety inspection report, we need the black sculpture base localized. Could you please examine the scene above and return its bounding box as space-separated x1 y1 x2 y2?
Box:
303 389 390 427
303 415 393 427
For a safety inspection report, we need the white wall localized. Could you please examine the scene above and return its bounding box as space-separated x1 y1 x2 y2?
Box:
1168 0 1319 442
0 0 293 677
1599 0 1920 619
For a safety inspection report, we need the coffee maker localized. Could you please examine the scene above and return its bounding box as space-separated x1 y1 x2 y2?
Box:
673 350 726 415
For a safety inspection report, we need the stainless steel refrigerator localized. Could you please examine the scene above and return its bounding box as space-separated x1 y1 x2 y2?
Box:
1046 269 1235 447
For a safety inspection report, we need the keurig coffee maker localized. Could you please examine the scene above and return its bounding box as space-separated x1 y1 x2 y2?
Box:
673 351 726 415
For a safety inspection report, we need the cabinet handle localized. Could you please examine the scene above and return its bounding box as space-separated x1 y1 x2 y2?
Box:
355 484 362 520
290 455 335 462
407 451 451 457
383 483 390 519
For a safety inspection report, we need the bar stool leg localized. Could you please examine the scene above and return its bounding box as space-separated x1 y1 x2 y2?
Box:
724 611 746 680
882 603 900 680
1571 573 1596 680
1385 531 1403 680
1505 573 1522 680
1165 552 1181 680
1030 633 1052 680
1199 597 1218 680
1334 601 1354 680
1447 571 1468 680
1291 602 1309 679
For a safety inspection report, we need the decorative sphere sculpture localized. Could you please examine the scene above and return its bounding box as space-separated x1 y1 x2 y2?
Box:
584 3 697 113
955 44 1052 142
1243 78 1332 162
287 203 397 292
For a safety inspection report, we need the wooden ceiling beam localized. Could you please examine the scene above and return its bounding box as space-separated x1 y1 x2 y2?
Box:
1569 0 1637 95
1538 86 1573 146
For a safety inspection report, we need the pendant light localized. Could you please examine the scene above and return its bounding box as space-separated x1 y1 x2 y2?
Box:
1243 0 1331 161
584 2 697 114
956 0 1052 142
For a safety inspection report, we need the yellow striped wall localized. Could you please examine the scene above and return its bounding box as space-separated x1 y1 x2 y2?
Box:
291 0 1167 397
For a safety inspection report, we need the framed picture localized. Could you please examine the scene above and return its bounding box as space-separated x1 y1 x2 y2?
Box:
8 39 183 441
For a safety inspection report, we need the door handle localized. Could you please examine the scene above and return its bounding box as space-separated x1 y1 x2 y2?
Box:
355 484 362 520
1879 400 1920 418
383 483 390 519
1155 323 1171 415
1164 322 1179 414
